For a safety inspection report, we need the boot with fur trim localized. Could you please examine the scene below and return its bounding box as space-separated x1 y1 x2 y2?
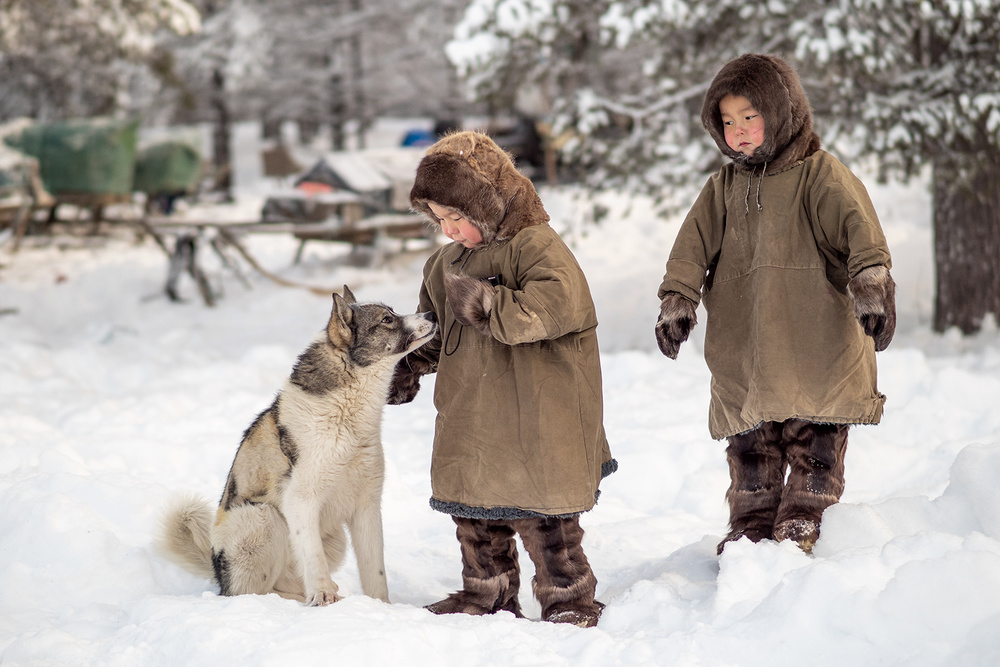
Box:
718 424 787 555
425 517 523 617
514 516 604 628
773 421 848 554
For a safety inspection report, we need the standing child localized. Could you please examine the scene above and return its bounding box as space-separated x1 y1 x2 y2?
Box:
654 54 896 554
390 130 616 627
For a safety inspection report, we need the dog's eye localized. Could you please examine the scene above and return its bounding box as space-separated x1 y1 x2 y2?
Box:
381 315 394 325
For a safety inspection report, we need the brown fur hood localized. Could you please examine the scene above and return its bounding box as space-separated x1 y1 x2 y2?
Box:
701 53 821 173
409 131 549 248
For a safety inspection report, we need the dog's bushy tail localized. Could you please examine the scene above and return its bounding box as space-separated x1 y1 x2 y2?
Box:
157 493 216 581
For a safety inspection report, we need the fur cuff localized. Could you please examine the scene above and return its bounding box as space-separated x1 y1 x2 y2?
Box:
847 265 896 351
444 273 495 338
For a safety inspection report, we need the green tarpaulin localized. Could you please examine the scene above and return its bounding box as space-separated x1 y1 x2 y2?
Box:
133 140 202 195
3 118 138 195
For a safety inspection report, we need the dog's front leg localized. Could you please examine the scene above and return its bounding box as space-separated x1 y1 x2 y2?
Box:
283 492 341 606
349 501 389 602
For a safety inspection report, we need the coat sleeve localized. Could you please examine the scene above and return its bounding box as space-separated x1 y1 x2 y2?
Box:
809 156 892 278
657 171 728 304
489 228 599 345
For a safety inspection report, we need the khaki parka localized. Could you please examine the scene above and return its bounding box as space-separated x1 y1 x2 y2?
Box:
659 152 891 439
658 54 892 439
408 131 615 519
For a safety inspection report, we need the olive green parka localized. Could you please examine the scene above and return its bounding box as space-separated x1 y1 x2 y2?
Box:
408 131 615 519
658 54 892 439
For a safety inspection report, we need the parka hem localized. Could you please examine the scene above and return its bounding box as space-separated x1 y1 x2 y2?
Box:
429 498 589 520
712 415 883 441
428 458 619 520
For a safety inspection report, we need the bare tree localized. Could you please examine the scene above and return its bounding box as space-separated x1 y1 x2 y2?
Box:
154 0 470 153
0 0 200 121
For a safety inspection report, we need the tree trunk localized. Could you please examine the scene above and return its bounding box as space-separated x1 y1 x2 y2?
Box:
349 0 366 149
330 71 346 151
211 68 233 202
932 151 1000 333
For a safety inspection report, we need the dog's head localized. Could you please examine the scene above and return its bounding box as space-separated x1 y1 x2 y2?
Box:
327 286 437 367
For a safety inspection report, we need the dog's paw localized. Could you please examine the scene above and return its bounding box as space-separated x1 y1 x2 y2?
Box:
306 587 342 606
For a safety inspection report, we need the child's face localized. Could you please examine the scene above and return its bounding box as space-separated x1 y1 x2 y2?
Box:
427 201 483 248
720 94 766 157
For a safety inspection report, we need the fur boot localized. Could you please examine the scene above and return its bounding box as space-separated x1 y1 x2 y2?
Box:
514 516 604 628
425 517 523 617
717 424 787 555
772 421 849 553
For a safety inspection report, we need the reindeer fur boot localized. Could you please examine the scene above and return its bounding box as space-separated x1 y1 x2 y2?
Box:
514 516 604 628
772 421 849 554
718 424 787 555
426 517 523 617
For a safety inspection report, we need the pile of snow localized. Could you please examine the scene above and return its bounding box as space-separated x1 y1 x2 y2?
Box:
2 126 999 665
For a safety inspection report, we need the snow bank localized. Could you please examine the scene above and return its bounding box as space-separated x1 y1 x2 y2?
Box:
1 152 999 665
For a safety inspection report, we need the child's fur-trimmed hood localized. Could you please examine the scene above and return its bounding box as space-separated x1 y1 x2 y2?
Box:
409 131 549 248
701 53 822 173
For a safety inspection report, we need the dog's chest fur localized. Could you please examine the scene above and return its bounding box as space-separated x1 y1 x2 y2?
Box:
280 351 391 469
220 341 392 515
216 289 437 526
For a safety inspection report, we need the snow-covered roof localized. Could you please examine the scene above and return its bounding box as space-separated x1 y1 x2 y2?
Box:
316 152 392 193
313 148 425 194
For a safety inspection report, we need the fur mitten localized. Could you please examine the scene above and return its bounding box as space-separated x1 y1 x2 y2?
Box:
444 273 495 338
387 354 435 405
655 292 698 359
847 265 896 351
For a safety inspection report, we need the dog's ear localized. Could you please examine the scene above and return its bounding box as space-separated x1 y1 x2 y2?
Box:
341 285 357 305
327 291 355 348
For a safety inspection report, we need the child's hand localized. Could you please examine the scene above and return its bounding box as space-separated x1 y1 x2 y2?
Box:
848 265 896 351
655 293 698 359
444 273 496 338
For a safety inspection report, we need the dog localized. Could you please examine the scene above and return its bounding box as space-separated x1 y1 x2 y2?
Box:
158 286 437 606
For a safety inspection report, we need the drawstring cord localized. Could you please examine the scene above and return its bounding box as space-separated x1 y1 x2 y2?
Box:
744 166 754 215
744 162 768 215
443 319 463 356
450 246 470 266
756 162 767 212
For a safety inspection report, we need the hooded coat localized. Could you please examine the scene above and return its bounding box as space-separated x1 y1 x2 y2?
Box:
408 131 615 519
657 54 893 439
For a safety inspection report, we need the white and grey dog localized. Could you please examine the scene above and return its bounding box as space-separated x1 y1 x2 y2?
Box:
159 286 437 605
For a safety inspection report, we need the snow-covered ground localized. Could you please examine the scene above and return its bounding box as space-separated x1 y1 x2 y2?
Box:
1 121 999 666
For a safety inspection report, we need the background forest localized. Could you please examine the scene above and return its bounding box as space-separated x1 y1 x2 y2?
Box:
0 0 997 333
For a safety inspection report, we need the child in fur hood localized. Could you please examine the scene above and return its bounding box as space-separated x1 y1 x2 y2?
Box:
390 130 616 627
654 53 896 554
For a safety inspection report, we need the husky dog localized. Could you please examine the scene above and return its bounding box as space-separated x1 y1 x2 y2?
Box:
159 286 437 605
